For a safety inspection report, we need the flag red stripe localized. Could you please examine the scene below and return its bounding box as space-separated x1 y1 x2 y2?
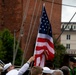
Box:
35 53 43 57
36 46 54 54
37 38 54 48
36 46 48 50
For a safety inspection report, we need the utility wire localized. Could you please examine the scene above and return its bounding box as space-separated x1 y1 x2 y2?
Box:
21 0 38 66
49 0 54 21
54 12 76 43
42 0 76 8
24 0 42 59
13 0 30 65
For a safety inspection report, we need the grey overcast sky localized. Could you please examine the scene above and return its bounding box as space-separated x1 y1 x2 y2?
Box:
61 0 76 22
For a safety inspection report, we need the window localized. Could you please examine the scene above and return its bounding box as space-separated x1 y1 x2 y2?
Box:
62 25 64 28
66 34 70 40
73 25 76 29
66 44 70 49
67 26 69 29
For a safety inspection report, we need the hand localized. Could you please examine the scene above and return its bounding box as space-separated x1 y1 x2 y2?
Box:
27 56 35 63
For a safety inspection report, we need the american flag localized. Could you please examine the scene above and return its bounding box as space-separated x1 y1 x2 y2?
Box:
34 4 55 67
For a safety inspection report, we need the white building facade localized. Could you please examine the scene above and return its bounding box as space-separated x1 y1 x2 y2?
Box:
61 22 76 54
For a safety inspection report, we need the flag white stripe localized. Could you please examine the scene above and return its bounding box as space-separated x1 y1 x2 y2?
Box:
38 33 53 43
36 57 40 66
34 50 44 55
40 54 45 67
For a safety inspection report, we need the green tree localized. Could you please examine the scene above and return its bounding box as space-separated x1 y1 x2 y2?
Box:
53 40 66 68
0 29 23 65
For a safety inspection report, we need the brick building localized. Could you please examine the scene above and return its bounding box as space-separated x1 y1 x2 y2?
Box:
0 0 62 59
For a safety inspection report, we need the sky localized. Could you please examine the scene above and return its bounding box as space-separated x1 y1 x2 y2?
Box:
61 0 76 22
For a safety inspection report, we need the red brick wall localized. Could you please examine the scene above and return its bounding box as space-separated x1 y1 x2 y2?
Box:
0 0 22 32
22 0 62 59
0 0 62 59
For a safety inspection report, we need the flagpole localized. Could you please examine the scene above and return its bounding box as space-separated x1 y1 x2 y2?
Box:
13 30 16 65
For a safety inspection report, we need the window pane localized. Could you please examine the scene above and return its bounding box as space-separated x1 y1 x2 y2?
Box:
66 44 70 49
66 35 70 40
